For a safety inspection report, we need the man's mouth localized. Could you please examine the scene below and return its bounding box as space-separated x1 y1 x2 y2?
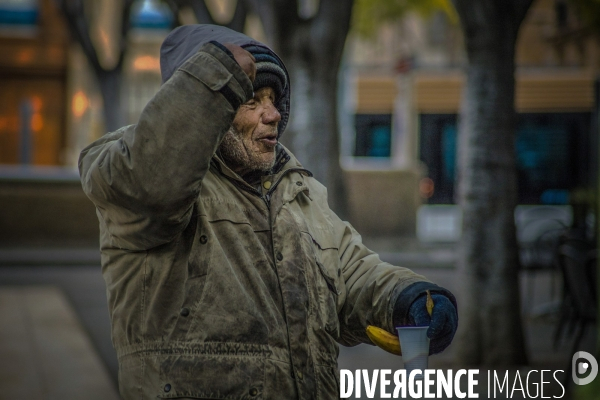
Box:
258 134 277 146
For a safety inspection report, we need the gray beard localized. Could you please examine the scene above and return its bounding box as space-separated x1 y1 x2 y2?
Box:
218 125 276 174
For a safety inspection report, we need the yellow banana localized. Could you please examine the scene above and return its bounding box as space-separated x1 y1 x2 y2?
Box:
426 290 434 317
366 325 402 356
367 291 435 356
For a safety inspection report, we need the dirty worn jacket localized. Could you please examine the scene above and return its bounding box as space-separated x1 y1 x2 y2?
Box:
79 42 434 400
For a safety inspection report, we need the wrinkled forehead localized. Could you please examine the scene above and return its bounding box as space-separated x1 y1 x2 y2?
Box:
253 87 276 97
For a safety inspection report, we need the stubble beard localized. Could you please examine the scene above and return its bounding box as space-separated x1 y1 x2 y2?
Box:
219 125 276 174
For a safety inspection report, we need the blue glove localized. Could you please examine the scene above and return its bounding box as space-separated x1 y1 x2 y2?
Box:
408 294 458 355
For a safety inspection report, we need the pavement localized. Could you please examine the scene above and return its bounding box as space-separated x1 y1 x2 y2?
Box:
0 236 596 399
0 286 119 399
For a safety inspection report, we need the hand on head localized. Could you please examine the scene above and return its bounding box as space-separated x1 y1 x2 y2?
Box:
223 43 256 82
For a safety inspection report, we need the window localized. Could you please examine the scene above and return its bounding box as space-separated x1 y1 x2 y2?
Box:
419 113 592 204
354 114 392 157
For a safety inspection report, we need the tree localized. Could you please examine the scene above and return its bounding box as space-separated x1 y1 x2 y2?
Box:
242 0 354 216
450 0 534 366
568 0 600 374
57 0 136 131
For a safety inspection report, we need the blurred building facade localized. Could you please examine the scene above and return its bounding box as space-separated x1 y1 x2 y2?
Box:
342 0 598 237
0 0 173 247
0 0 69 165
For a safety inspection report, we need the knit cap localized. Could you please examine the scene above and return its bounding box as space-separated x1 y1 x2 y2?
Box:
243 45 287 104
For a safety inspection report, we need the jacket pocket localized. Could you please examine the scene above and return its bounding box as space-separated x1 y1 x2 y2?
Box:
306 226 342 299
315 259 340 339
316 260 338 297
155 345 268 399
315 364 341 400
303 229 341 339
191 199 256 279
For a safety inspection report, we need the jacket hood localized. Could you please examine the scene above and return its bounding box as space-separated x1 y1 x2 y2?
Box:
160 24 291 137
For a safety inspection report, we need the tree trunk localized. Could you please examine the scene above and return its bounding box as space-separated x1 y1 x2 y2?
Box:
58 0 134 133
280 47 347 217
452 0 533 366
167 0 247 32
97 66 124 132
253 0 353 218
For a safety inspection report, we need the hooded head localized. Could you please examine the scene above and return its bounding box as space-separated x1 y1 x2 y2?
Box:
159 24 290 138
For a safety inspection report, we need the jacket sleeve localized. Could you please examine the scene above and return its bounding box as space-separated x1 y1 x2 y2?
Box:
78 42 253 250
330 211 455 347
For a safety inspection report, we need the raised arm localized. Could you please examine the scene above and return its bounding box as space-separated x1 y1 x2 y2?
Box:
79 42 253 250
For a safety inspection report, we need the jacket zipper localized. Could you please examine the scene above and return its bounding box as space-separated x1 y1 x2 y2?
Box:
220 174 268 205
221 167 312 209
218 165 313 377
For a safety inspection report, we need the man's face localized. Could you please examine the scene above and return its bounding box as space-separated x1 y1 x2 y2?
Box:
219 87 281 175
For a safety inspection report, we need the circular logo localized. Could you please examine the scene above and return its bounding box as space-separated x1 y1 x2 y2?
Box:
572 351 598 385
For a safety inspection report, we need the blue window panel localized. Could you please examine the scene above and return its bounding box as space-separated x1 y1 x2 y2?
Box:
516 122 570 191
354 114 392 158
441 123 456 182
368 125 391 157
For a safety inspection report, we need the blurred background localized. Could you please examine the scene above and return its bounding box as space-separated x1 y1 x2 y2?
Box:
0 0 598 398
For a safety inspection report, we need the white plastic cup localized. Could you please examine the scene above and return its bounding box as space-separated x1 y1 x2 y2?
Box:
397 326 430 379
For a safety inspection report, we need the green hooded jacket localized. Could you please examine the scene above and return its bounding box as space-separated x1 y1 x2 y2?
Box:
79 26 448 400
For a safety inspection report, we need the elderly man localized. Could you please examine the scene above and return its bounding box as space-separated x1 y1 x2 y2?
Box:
79 25 457 399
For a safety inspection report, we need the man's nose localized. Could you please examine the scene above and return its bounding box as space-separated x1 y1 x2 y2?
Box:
262 102 281 125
